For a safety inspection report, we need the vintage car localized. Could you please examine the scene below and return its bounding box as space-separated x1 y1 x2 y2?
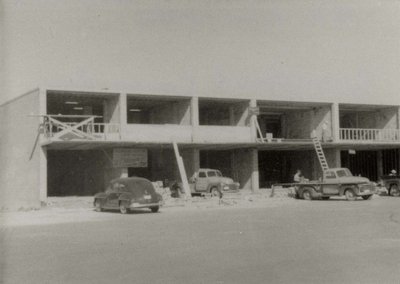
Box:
94 177 163 214
294 168 376 201
171 168 240 198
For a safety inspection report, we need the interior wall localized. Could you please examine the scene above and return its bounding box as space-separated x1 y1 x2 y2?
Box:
284 111 312 139
341 150 378 181
103 96 120 123
200 150 233 178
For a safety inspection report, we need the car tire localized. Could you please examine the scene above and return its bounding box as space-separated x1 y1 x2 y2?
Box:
210 187 222 198
94 199 102 212
302 189 312 200
150 206 159 213
389 185 400 197
362 194 373 200
119 202 129 214
345 189 357 201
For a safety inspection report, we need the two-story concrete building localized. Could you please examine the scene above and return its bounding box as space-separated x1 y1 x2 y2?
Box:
1 1 400 210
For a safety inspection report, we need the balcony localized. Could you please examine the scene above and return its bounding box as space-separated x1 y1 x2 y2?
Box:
340 128 400 142
42 115 120 141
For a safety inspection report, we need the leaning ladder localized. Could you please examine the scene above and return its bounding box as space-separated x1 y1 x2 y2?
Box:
312 136 329 171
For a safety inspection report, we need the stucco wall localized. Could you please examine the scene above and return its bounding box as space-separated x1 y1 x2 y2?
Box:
2 0 400 105
0 89 41 210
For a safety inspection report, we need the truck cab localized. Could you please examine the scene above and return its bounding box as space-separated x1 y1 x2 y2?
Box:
296 168 376 201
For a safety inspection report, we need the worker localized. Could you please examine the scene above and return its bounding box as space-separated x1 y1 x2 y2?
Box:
294 169 302 183
389 169 397 176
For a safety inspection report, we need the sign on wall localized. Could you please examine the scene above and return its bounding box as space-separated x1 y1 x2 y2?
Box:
113 148 148 168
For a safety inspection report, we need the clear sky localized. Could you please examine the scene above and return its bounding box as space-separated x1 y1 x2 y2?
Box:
1 0 399 105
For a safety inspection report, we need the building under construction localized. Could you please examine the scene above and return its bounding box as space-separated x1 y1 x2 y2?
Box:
1 1 400 209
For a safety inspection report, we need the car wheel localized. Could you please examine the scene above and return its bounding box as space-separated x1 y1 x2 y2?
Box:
150 206 159 213
345 189 357 201
321 196 330 200
119 202 129 214
389 185 400 197
94 199 102 212
362 194 373 200
302 189 312 200
210 187 222 198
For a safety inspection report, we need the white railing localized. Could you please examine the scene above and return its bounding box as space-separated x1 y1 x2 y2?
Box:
340 128 400 142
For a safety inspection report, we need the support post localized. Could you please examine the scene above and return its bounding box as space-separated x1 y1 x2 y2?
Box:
331 102 340 142
377 150 383 178
250 99 258 142
173 142 191 200
119 93 127 139
251 148 259 192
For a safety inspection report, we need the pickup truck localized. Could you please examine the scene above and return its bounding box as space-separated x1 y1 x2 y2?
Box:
380 175 400 196
295 168 376 201
171 168 240 198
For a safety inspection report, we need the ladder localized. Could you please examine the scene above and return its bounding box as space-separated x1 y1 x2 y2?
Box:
312 136 329 171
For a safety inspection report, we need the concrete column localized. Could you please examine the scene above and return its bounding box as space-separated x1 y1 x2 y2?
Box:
377 150 383 178
331 102 340 142
251 148 259 192
120 168 128 178
397 106 400 129
39 88 47 204
39 147 47 203
250 99 257 142
119 93 127 139
191 97 199 126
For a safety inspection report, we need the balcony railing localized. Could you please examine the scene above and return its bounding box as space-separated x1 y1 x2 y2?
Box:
42 115 120 141
340 128 400 142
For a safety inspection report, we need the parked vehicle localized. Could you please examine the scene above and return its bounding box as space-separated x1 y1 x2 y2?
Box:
94 177 163 214
173 168 240 198
380 175 400 196
294 168 376 201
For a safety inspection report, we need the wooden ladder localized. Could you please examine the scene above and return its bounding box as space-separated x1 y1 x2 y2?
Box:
312 136 329 171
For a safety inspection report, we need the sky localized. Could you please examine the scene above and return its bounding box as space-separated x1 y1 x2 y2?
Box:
1 0 400 105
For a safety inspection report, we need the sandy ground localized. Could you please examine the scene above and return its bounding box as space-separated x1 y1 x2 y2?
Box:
0 188 294 227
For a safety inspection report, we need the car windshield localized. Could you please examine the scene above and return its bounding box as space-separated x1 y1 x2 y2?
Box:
336 169 353 178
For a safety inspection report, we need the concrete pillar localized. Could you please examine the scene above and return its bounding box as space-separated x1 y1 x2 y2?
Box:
119 93 127 139
39 88 47 204
251 148 259 192
331 102 340 142
326 148 341 168
39 147 47 203
250 99 257 142
191 97 199 126
229 106 235 126
397 106 400 129
120 168 128 178
377 150 383 178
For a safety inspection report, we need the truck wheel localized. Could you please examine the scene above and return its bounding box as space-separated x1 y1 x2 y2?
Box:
150 206 159 213
302 189 312 200
345 189 357 201
94 199 102 212
119 201 129 214
389 185 400 197
362 195 373 200
211 187 222 198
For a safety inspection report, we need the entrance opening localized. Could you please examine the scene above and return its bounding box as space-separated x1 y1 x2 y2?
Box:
341 150 378 181
47 150 107 196
200 150 233 178
382 149 400 175
258 150 315 187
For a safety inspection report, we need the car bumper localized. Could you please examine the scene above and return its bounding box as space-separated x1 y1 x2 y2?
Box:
129 201 163 209
222 183 240 191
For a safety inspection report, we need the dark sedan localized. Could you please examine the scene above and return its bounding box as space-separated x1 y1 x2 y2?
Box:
94 177 163 214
